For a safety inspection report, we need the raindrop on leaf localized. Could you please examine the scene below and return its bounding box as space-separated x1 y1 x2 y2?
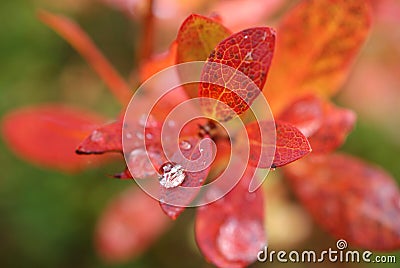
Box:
158 162 186 189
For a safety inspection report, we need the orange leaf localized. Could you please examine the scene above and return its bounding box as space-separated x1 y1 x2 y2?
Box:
308 102 356 153
38 10 132 105
176 14 231 63
176 14 231 98
2 105 106 172
265 0 372 112
195 166 265 267
139 41 178 83
284 153 400 250
245 120 311 168
96 186 170 263
199 27 275 121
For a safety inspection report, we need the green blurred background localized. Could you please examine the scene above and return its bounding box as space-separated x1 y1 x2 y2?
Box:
0 0 399 267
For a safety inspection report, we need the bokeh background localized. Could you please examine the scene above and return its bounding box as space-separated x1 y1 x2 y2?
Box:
0 0 399 267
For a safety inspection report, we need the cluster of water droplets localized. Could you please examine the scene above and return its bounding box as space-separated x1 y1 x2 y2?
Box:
158 162 186 189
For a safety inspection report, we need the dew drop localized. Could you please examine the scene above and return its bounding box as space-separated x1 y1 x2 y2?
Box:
262 31 267 41
167 120 176 128
158 162 186 189
90 130 104 142
179 140 192 150
145 133 153 140
217 218 265 262
244 35 249 39
139 114 158 128
244 51 253 62
125 132 132 139
136 132 144 140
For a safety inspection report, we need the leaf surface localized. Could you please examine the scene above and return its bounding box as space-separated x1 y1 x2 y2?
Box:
2 105 106 172
265 0 372 112
284 153 400 250
278 95 324 137
308 102 356 153
176 14 231 98
96 186 170 262
199 27 275 121
195 166 266 267
245 120 311 168
160 136 213 219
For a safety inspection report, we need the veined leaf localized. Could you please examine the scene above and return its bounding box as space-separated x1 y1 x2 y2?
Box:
199 27 275 121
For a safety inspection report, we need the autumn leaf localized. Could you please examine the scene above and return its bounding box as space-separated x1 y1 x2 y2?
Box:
1 105 106 172
245 120 311 168
96 186 170 263
278 95 324 137
160 136 213 219
176 14 231 98
199 27 275 121
76 120 123 154
265 0 372 112
308 102 356 153
283 153 400 250
195 166 265 267
176 14 231 64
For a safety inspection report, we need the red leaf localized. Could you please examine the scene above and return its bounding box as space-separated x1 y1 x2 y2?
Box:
245 120 311 168
76 120 122 154
1 105 106 172
160 136 213 219
96 186 170 263
195 166 266 267
278 95 324 137
308 102 356 153
38 10 132 105
199 27 275 121
283 153 400 250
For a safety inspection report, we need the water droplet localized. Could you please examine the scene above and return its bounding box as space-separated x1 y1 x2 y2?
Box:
139 114 158 128
159 162 186 189
199 148 204 153
167 120 176 127
217 218 265 262
262 31 267 41
244 51 253 62
244 35 249 39
91 130 103 142
136 132 144 140
125 132 132 139
145 133 153 139
179 140 192 150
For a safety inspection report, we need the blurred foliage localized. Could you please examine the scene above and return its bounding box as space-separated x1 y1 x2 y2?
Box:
0 0 399 267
